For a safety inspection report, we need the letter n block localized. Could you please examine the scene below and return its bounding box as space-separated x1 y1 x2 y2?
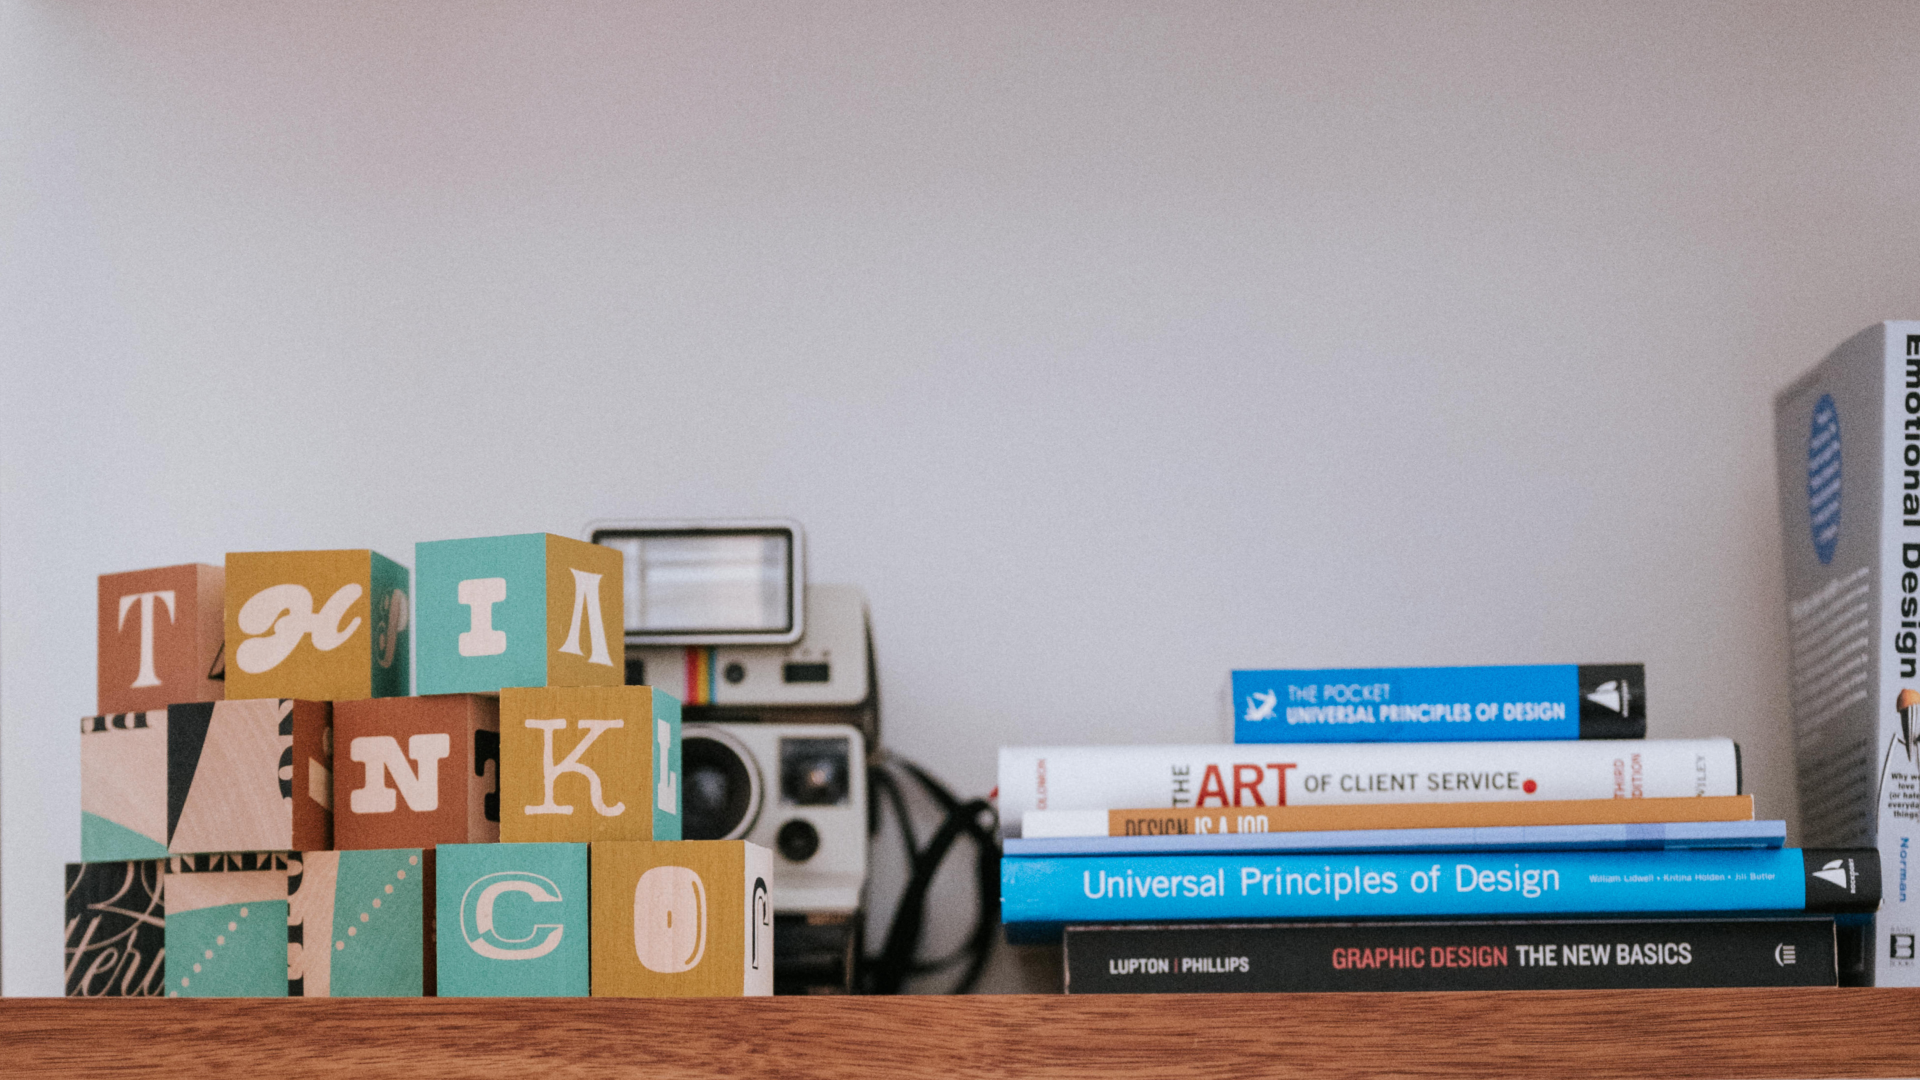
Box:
225 549 410 701
436 842 588 996
414 533 624 694
167 699 332 854
164 853 290 998
81 711 169 860
590 840 773 997
498 685 681 844
65 860 167 996
98 563 224 715
334 695 500 850
289 849 429 997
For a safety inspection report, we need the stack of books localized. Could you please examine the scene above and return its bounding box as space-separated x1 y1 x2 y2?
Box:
66 537 771 1000
998 663 1880 992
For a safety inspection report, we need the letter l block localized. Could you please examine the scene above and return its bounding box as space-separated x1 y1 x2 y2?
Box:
414 533 624 694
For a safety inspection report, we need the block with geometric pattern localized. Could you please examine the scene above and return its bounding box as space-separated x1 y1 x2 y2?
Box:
65 860 167 997
81 711 170 861
288 849 429 997
164 852 289 998
166 699 332 854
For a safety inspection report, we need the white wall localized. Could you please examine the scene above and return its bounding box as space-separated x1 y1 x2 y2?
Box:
6 1 1920 995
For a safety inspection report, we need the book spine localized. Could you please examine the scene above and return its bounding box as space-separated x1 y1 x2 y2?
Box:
1064 794 1757 838
1001 848 1879 931
999 740 1740 837
1005 819 1787 858
1232 664 1645 744
1064 918 1837 992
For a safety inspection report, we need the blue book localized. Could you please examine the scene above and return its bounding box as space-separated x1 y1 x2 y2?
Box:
1004 819 1788 858
1001 847 1877 942
1232 664 1646 743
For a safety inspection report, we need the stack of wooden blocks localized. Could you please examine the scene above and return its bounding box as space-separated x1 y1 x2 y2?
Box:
66 533 773 998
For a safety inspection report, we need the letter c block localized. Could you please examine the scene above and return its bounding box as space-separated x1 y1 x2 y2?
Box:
435 842 589 997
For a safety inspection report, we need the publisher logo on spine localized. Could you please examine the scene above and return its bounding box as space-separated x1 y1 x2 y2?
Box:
1808 393 1841 565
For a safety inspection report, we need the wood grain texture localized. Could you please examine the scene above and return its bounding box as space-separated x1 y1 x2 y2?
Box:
7 990 1920 1078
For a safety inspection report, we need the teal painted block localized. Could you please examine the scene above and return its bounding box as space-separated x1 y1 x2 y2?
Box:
653 691 682 841
414 533 624 694
289 848 426 997
163 853 289 998
436 842 589 997
83 812 169 861
370 551 413 699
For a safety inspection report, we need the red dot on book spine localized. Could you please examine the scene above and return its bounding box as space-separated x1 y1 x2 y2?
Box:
1523 779 1537 794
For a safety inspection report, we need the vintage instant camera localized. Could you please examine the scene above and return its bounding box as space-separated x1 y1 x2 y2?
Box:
588 520 874 993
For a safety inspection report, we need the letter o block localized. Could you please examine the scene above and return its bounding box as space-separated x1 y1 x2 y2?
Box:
414 533 624 695
498 685 681 844
334 695 501 851
590 840 772 997
224 549 410 701
98 563 225 715
436 842 589 997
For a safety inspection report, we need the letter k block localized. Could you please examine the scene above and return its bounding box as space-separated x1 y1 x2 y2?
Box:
413 533 625 695
333 695 501 850
499 686 681 843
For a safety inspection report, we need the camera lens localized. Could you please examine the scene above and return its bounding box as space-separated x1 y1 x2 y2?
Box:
777 819 821 862
681 731 760 840
780 738 851 807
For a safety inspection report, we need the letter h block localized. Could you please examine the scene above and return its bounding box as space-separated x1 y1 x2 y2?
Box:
499 686 681 844
414 533 624 694
224 549 410 702
590 840 772 996
436 842 588 996
98 563 224 715
333 695 500 850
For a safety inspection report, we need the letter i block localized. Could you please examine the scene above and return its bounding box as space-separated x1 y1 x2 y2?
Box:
334 695 500 850
414 533 624 694
498 685 681 844
436 842 588 997
65 860 167 996
225 549 410 702
590 840 773 997
288 849 429 997
98 563 224 715
166 699 332 854
165 853 290 998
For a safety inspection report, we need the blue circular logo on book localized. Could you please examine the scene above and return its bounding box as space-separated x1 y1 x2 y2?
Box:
1808 393 1841 565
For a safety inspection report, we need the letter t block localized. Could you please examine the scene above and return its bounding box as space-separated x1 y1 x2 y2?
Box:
414 533 624 694
333 695 500 850
499 686 681 843
98 563 224 715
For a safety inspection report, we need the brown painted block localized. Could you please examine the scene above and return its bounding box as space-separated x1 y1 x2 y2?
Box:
334 695 499 851
98 563 224 715
167 699 332 854
589 840 773 997
224 549 409 702
498 685 681 844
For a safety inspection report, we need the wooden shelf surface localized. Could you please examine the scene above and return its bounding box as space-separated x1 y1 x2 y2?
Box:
7 989 1920 1078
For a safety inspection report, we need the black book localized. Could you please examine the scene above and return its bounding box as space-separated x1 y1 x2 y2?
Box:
1064 917 1839 993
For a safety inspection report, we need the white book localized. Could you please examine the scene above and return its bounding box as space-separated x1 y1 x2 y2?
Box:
1775 320 1920 985
997 740 1740 837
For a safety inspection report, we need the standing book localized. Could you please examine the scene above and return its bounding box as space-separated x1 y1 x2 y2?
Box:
1776 320 1920 984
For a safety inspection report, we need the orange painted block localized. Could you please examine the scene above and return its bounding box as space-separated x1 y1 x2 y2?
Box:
224 549 409 701
590 840 773 997
98 563 224 714
333 695 500 851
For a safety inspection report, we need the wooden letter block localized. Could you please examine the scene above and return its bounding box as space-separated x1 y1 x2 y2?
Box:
224 549 410 701
167 699 331 854
590 840 773 997
98 563 224 715
498 685 681 844
81 711 169 860
164 853 289 998
289 849 428 997
414 533 624 694
334 695 500 850
435 842 588 997
65 860 166 997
